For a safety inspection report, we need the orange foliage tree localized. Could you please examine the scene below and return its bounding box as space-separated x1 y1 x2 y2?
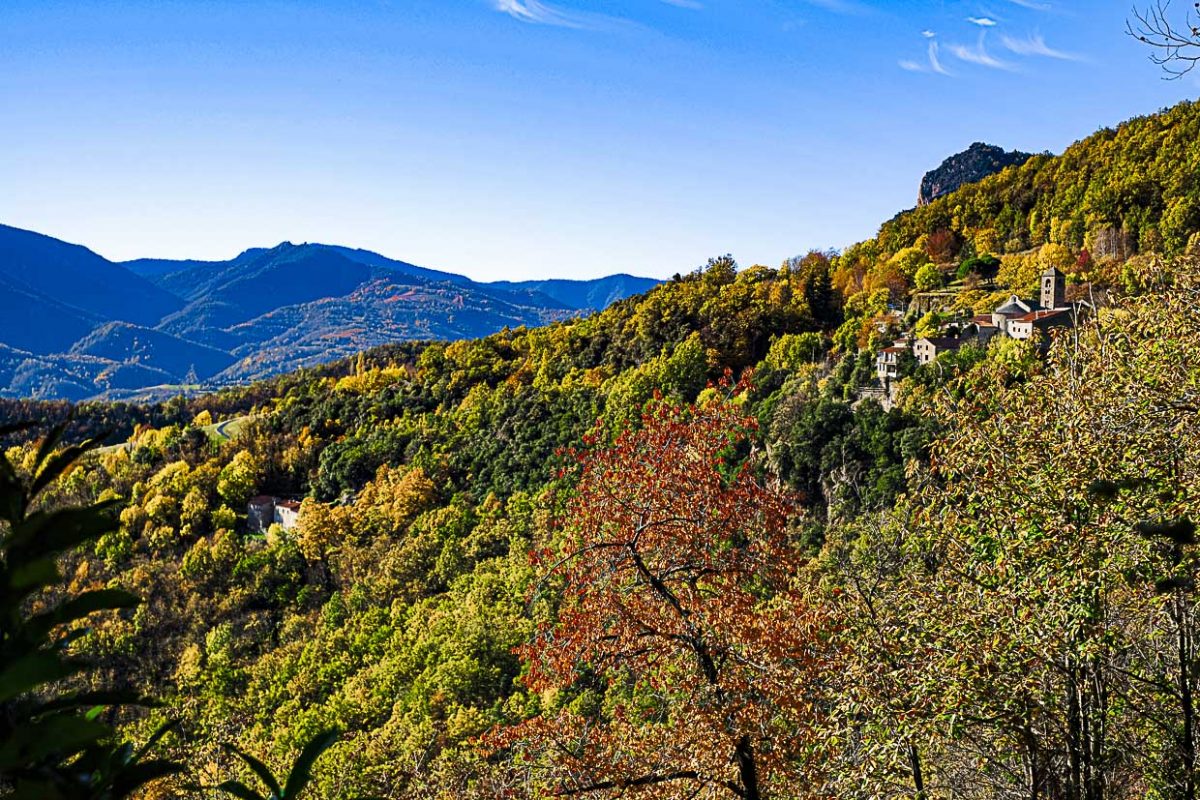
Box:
489 396 839 800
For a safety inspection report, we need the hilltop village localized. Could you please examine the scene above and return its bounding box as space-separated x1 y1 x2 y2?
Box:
875 265 1085 390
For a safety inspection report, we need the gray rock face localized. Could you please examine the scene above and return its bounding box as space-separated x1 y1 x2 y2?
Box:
918 142 1035 206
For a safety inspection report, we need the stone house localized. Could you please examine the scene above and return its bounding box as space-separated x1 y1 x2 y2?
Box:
975 267 1075 338
1007 308 1075 340
274 500 301 530
247 496 276 534
912 336 968 366
247 496 302 533
876 345 906 382
1040 265 1067 310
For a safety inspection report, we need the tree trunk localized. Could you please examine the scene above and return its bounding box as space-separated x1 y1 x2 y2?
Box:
1178 593 1197 800
735 736 761 800
1023 726 1042 800
908 742 926 800
1067 660 1082 800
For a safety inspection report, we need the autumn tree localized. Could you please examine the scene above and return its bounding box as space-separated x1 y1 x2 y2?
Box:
820 506 940 800
490 396 839 800
787 251 839 328
217 449 261 508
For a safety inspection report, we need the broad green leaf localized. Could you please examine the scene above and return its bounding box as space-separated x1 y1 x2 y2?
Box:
223 743 282 799
107 758 185 798
0 713 110 769
0 651 76 704
283 728 339 799
27 588 139 638
216 779 268 800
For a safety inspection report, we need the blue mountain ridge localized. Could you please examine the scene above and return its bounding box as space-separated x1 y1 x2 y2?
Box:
0 224 660 401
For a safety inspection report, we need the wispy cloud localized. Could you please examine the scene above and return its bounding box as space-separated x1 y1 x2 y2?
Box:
948 31 1014 70
1000 31 1082 61
921 29 937 38
967 16 998 27
901 40 952 76
660 0 703 8
494 0 583 27
797 0 871 15
928 40 951 74
1005 0 1051 9
492 0 629 29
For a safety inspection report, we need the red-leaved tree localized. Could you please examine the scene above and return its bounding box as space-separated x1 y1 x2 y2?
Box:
489 396 839 800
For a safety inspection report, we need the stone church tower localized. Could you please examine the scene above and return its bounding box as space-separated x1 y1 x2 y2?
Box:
1041 266 1066 310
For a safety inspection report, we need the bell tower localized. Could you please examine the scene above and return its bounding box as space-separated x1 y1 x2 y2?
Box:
1041 267 1065 309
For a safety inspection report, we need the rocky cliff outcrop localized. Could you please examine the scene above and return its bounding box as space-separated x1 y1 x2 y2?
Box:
918 142 1035 206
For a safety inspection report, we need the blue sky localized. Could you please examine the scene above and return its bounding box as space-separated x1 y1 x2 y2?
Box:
1 1 1195 281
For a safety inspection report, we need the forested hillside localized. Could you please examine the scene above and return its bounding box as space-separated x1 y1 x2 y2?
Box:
7 99 1200 799
875 100 1200 262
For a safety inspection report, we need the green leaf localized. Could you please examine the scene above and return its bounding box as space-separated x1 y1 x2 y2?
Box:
216 779 268 800
0 444 25 524
1156 576 1196 593
8 777 69 800
28 432 109 502
27 588 139 639
107 759 185 798
0 713 110 769
6 556 60 593
34 689 148 716
1136 518 1197 546
6 501 119 563
133 718 182 764
223 743 282 799
0 651 76 704
1086 479 1120 501
30 443 88 502
0 421 37 439
283 728 339 799
31 421 68 482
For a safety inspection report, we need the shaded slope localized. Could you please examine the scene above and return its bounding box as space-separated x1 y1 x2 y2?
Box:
69 322 235 380
217 279 574 382
0 224 182 325
487 274 660 311
157 244 374 334
0 275 103 354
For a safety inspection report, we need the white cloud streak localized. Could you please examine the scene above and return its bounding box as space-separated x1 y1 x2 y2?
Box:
928 40 950 74
494 0 581 27
967 16 998 26
900 40 952 76
492 0 628 29
1000 31 1083 61
798 0 870 15
948 31 1014 70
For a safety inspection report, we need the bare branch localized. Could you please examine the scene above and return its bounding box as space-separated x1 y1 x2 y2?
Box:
1128 1 1200 78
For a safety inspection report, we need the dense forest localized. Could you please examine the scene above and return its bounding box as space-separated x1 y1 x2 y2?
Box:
6 98 1200 799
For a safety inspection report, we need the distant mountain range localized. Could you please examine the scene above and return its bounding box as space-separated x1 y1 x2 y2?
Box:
0 224 659 401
